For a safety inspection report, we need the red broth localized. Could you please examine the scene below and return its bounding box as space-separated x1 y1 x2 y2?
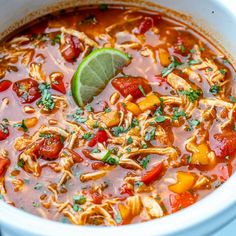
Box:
0 5 236 226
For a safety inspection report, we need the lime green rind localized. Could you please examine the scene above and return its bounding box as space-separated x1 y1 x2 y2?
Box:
72 48 130 107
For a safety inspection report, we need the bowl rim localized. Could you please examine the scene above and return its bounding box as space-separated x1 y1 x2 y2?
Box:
1 0 236 235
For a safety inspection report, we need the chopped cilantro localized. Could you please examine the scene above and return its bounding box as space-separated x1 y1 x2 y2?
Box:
37 83 55 111
188 59 201 65
126 147 132 153
179 88 201 102
172 108 187 121
131 118 139 128
102 151 119 165
179 44 185 53
138 85 146 96
155 97 164 115
73 204 81 212
209 84 221 95
91 148 100 153
200 47 205 52
144 128 156 141
162 56 182 77
59 135 65 143
0 123 9 134
142 143 148 149
219 69 227 75
13 120 28 132
73 195 86 205
187 156 192 164
230 96 236 103
39 133 53 139
134 181 144 188
155 115 166 123
104 107 111 113
112 126 125 136
51 34 61 45
0 194 4 200
140 155 151 169
207 67 213 72
86 104 93 112
71 109 87 123
127 137 133 144
18 159 25 168
188 119 200 130
82 133 93 140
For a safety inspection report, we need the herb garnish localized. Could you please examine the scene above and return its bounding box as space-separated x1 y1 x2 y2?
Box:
73 195 86 205
230 96 236 103
13 120 28 132
172 108 187 121
51 34 61 45
188 119 200 131
209 84 221 95
37 83 55 111
34 183 43 190
144 128 156 141
140 155 151 169
71 108 87 123
127 137 133 144
162 56 182 77
18 159 25 168
112 126 125 137
82 132 93 140
138 85 146 96
155 115 166 123
179 88 201 102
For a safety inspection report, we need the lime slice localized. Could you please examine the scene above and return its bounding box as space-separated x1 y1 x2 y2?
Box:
71 48 130 106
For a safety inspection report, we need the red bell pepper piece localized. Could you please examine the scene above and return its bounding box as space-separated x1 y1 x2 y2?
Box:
0 80 12 92
141 162 163 185
51 76 66 94
112 77 152 100
88 130 108 147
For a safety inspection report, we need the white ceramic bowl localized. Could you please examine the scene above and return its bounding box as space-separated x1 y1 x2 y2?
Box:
0 1 236 235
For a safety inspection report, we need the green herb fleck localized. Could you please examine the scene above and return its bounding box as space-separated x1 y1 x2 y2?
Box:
144 128 156 141
172 108 187 121
127 137 133 144
209 84 221 95
140 155 151 169
13 120 28 132
135 181 144 188
37 83 55 111
230 96 236 103
142 143 148 149
188 59 201 65
86 104 93 112
162 56 182 77
179 88 201 102
32 201 40 207
219 69 227 75
18 159 25 168
51 34 61 45
73 195 86 205
83 133 93 140
112 126 125 137
138 85 146 96
104 107 111 113
155 115 166 123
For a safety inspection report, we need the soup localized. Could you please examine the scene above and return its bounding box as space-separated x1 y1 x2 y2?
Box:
0 4 236 226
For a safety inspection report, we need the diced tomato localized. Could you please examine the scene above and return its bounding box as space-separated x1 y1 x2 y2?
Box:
90 191 103 204
35 134 64 160
0 80 12 92
0 124 9 141
60 35 81 62
51 74 66 94
138 15 161 34
120 183 134 196
91 161 108 170
169 191 197 213
141 162 163 185
212 131 236 158
112 77 152 100
88 130 108 147
13 78 40 104
0 158 10 178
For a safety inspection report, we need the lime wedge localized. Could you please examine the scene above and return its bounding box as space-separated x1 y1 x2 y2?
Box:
71 48 130 106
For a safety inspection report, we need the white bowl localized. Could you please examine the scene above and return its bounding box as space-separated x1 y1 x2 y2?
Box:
0 1 236 235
